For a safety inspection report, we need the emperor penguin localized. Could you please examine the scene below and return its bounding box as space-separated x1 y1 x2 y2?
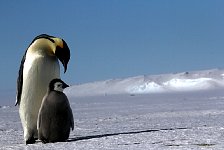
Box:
15 34 70 144
38 78 74 143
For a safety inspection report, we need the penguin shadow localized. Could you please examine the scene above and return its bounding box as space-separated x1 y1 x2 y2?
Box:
68 127 189 142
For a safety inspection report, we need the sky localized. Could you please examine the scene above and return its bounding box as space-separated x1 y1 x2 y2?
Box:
0 0 224 101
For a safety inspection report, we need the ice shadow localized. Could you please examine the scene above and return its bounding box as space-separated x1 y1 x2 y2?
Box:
68 127 188 142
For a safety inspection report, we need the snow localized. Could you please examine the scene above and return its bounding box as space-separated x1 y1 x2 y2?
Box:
163 78 215 90
66 69 224 96
1 69 224 149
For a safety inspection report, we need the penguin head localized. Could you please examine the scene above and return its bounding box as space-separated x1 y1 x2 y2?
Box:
49 78 69 92
30 34 70 73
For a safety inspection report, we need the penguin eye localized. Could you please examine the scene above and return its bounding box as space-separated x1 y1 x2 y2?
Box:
58 84 63 88
53 83 64 92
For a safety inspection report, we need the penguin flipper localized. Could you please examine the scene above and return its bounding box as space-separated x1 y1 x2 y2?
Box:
37 107 42 130
68 106 74 130
15 53 26 106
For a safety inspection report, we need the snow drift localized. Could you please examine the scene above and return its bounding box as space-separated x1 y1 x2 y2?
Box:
65 69 224 97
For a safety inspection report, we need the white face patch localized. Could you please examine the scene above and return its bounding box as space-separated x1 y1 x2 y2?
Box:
54 82 64 92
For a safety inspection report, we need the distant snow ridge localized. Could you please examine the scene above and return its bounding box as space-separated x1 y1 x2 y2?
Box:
164 78 214 90
127 81 165 94
128 69 224 94
66 69 224 97
129 78 221 94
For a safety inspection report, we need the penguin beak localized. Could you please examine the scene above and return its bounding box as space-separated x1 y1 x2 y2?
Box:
63 83 69 89
62 60 67 73
55 40 70 73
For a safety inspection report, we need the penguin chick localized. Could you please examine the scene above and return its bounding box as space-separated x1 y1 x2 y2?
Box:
38 79 74 143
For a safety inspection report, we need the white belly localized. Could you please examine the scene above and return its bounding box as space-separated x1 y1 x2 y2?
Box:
19 51 60 139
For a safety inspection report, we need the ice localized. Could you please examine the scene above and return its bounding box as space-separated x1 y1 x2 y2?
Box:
1 69 224 149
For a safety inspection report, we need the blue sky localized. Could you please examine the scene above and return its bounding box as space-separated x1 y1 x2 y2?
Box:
0 0 224 97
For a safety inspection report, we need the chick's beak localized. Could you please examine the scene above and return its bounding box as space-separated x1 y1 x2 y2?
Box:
63 83 69 89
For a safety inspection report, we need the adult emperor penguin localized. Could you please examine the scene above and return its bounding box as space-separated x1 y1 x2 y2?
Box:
38 78 74 143
15 34 70 144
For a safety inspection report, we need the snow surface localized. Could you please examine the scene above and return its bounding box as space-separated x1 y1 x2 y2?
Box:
1 69 224 149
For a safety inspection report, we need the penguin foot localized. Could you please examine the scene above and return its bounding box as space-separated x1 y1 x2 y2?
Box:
40 137 49 144
25 137 36 145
